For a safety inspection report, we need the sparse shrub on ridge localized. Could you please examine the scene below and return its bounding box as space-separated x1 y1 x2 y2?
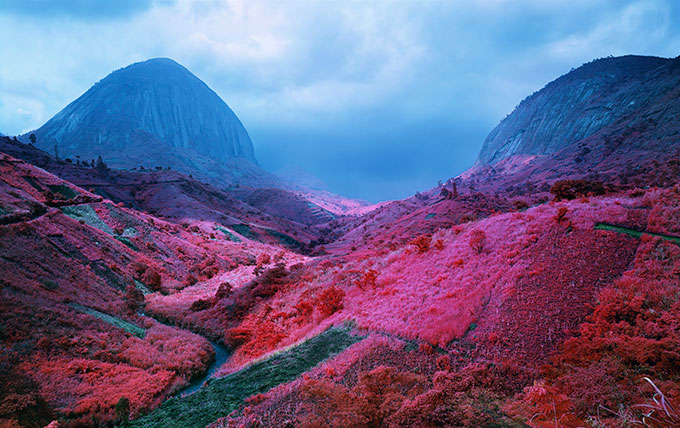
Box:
550 179 605 201
513 199 530 210
469 229 486 254
410 234 431 253
141 268 162 291
190 298 213 312
256 253 271 266
183 274 198 287
125 284 144 313
316 286 345 318
215 282 233 300
554 206 568 223
193 257 219 280
353 269 378 290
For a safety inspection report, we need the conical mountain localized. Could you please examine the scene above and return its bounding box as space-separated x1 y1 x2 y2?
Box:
31 58 256 172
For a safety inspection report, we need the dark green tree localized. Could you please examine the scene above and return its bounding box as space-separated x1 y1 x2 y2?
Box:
95 155 108 174
29 133 36 145
115 396 130 426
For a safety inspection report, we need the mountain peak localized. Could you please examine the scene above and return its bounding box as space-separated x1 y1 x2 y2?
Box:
476 54 676 165
557 55 668 82
31 58 256 171
108 57 194 80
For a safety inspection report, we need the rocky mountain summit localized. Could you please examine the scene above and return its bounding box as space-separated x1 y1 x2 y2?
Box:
26 58 366 211
477 55 680 165
30 58 255 174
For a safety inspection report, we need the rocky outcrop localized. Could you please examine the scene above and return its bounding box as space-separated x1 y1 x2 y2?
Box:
477 55 679 165
30 58 256 171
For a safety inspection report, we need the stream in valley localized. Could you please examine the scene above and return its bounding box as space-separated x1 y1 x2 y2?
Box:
178 339 231 396
138 312 232 396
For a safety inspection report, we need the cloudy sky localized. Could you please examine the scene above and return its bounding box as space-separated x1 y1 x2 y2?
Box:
1 0 679 201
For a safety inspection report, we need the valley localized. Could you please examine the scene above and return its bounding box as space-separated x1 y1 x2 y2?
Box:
1 54 680 428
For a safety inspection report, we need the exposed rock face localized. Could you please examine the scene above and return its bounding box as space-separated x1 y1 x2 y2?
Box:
31 58 256 170
477 55 679 165
25 59 365 208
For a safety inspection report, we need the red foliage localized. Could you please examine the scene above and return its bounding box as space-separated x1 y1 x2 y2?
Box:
244 393 266 406
315 287 346 318
189 298 213 312
225 314 286 359
352 269 378 290
294 300 314 321
436 355 452 372
215 282 233 300
469 229 486 254
433 239 445 250
225 325 251 347
519 223 680 424
550 179 605 201
506 380 582 427
554 206 568 223
256 253 271 266
124 285 144 313
409 234 431 253
141 268 162 291
296 366 427 428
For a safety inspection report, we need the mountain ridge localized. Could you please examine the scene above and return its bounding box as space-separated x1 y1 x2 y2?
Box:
476 54 678 165
29 57 256 171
